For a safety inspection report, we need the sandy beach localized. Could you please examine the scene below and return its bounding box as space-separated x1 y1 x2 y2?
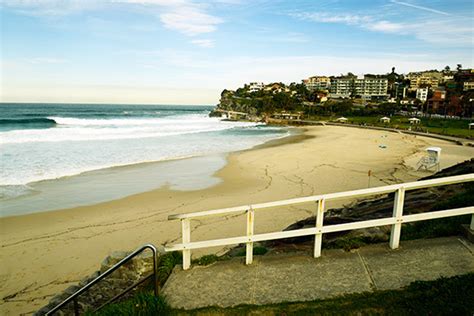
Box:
1 125 473 315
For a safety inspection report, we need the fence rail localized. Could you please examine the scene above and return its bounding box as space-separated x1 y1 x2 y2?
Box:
165 174 474 270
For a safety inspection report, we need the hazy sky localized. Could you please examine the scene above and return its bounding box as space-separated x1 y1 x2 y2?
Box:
1 0 473 105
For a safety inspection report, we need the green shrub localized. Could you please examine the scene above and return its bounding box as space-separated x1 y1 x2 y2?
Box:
253 246 268 255
88 293 170 316
235 245 268 257
193 254 219 266
157 252 182 285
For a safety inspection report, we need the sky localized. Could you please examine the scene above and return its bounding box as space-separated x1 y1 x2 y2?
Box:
1 0 473 105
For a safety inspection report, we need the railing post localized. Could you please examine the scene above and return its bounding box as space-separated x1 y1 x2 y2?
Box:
182 219 191 270
246 207 255 265
314 198 325 258
152 247 159 297
471 213 474 231
390 187 405 249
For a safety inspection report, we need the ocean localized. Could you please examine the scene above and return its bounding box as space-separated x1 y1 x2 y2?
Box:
0 103 289 216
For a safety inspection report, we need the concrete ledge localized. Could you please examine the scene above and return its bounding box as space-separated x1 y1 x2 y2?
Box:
162 237 474 310
461 224 474 243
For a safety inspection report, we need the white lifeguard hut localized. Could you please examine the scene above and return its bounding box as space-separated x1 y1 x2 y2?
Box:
380 116 390 123
408 117 420 124
336 117 348 123
417 147 441 171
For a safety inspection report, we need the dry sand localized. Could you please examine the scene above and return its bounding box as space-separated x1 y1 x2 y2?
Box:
1 125 473 315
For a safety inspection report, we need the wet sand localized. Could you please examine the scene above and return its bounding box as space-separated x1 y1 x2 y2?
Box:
1 125 473 315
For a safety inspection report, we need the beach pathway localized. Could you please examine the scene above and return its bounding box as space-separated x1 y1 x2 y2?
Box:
162 236 474 309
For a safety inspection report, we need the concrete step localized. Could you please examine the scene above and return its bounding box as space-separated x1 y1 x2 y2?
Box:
162 236 474 310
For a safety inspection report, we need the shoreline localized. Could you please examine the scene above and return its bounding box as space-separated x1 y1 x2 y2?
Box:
1 127 299 218
1 125 473 315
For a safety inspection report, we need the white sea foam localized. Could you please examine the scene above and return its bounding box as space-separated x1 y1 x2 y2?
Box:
0 113 287 186
0 115 259 144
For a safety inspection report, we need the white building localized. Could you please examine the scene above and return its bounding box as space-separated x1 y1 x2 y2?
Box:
416 87 429 102
248 82 264 93
329 75 388 99
329 77 353 98
354 77 388 99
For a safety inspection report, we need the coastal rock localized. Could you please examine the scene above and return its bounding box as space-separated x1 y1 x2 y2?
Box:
36 248 161 315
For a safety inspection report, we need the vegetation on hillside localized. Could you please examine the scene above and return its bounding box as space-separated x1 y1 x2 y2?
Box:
216 83 309 116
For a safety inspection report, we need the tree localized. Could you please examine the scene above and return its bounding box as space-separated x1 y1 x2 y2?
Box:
457 64 462 72
378 102 399 116
444 65 451 73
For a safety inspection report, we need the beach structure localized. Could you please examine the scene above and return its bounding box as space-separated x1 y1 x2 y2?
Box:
417 147 441 171
336 117 348 123
214 109 248 121
272 112 302 120
408 117 420 124
380 117 390 123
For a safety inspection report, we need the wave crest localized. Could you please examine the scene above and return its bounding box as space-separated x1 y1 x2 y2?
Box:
0 118 57 126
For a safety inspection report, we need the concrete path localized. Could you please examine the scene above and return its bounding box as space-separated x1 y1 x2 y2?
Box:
162 237 474 309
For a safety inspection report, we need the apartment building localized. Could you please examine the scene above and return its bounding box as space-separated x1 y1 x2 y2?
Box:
303 76 331 91
416 87 429 102
354 76 388 99
407 72 441 90
329 76 388 99
329 77 353 98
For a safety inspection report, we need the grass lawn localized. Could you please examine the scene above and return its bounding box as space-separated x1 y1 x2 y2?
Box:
306 115 474 139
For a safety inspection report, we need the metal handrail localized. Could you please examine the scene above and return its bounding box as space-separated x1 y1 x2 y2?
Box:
46 243 158 316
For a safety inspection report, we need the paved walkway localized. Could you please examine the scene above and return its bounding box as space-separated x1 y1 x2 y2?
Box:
162 237 474 309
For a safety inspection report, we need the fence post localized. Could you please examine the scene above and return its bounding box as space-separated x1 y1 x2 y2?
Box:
182 219 191 270
389 187 405 249
246 207 255 265
314 199 325 258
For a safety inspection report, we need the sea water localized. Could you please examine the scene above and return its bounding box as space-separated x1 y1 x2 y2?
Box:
0 103 289 216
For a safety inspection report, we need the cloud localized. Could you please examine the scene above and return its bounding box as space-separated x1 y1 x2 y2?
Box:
367 20 404 33
390 0 451 16
114 0 223 36
160 6 222 36
291 12 403 34
291 11 472 46
295 13 371 25
190 39 215 48
1 0 101 16
3 0 223 36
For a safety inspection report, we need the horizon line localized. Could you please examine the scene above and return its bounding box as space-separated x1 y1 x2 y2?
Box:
0 101 216 107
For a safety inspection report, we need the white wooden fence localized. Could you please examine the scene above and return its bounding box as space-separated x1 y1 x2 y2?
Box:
165 174 474 270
